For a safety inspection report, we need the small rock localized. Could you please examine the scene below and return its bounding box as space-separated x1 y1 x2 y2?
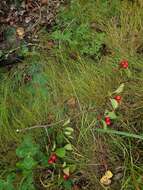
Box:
19 10 25 16
25 17 32 24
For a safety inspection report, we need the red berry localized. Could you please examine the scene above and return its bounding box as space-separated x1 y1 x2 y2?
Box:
114 95 122 103
48 159 53 164
106 120 111 125
63 174 69 180
105 117 111 125
120 60 129 69
51 154 57 162
105 117 110 121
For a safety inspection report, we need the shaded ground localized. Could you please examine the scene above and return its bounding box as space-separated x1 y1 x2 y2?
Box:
0 0 65 66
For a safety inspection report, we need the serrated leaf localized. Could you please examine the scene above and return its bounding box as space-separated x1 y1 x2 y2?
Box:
22 157 37 170
7 173 16 183
114 84 124 94
55 148 66 158
64 144 73 151
110 99 119 110
16 136 39 158
63 167 70 175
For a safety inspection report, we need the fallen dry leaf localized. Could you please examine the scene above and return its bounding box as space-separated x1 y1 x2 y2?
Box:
105 170 113 179
16 27 25 39
100 170 113 186
100 175 111 186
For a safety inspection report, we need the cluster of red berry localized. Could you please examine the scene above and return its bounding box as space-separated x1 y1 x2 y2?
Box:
120 60 129 69
48 153 57 164
47 59 128 184
104 59 128 126
105 94 122 126
48 153 70 180
63 174 70 180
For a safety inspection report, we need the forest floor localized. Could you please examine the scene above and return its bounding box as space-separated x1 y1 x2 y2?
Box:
0 0 143 190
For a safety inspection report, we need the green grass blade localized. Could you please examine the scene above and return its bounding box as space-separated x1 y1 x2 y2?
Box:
95 129 143 140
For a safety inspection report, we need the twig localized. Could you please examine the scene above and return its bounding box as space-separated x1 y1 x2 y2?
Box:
16 108 98 133
16 119 65 133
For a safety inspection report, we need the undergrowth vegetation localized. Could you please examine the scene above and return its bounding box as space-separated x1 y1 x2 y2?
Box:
0 0 143 189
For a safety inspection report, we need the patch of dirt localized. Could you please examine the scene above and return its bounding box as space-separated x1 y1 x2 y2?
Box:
0 0 65 30
0 0 66 67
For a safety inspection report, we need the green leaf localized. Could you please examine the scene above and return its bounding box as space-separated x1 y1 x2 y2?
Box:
67 136 73 139
125 69 132 78
62 162 67 168
36 151 48 167
63 119 70 126
105 111 117 120
95 128 143 140
4 183 15 190
65 127 74 132
114 83 124 94
110 99 119 110
56 133 65 145
63 180 73 190
17 157 37 171
101 120 107 130
64 131 72 136
55 148 66 158
69 164 76 173
16 136 39 158
7 173 16 183
52 141 56 151
23 157 37 170
63 167 70 175
20 173 35 190
64 144 73 151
